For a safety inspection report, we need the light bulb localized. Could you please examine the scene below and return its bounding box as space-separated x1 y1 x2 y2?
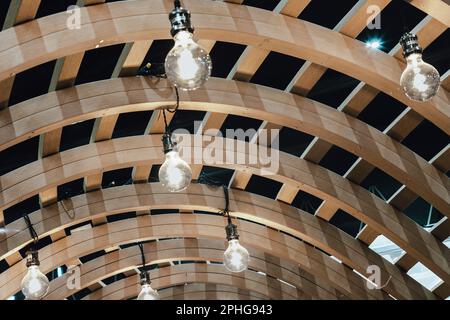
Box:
399 32 440 102
400 53 440 101
21 265 50 300
137 283 160 300
158 150 192 192
165 31 212 91
223 239 250 273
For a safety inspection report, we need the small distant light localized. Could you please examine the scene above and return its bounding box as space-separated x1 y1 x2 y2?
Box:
57 266 63 277
366 39 382 49
7 296 16 300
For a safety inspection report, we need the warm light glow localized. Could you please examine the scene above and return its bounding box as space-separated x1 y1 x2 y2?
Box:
223 239 250 273
21 265 50 300
158 150 192 192
165 31 212 91
137 284 160 300
400 53 440 101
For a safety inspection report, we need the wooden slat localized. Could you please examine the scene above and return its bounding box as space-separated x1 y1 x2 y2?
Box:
39 127 63 157
1 1 449 134
1 135 446 292
2 77 448 219
82 0 106 5
113 40 153 77
231 47 269 82
231 171 252 190
279 0 311 16
200 113 227 135
290 63 327 96
315 201 339 221
388 187 418 212
431 146 450 173
342 84 380 117
345 159 375 184
433 282 450 299
302 138 332 163
357 225 380 245
39 187 58 207
1 211 391 300
431 218 450 242
91 114 120 142
0 183 442 299
132 165 152 183
386 109 424 141
4 251 21 267
396 254 418 272
47 239 339 300
14 0 41 24
50 229 66 242
0 78 14 109
147 109 175 135
408 0 450 27
276 184 299 204
48 53 85 91
84 174 102 192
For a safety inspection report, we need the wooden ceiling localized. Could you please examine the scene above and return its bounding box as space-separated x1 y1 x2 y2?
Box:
0 0 448 300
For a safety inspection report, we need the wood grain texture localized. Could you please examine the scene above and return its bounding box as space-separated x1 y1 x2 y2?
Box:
0 213 388 300
45 238 342 300
1 77 448 219
0 182 441 299
0 0 448 133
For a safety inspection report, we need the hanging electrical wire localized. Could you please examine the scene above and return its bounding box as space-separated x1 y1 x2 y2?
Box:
137 242 160 300
220 185 250 273
21 214 50 300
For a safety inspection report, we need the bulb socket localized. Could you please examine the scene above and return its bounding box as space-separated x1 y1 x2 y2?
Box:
162 132 174 154
140 271 151 286
25 249 40 268
399 32 422 58
169 4 194 37
225 222 239 241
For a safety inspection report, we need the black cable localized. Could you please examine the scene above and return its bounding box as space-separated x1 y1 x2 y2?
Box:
23 214 39 246
138 243 146 269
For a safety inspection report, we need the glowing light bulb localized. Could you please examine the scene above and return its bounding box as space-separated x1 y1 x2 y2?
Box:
400 53 440 101
223 239 250 273
159 150 192 192
399 32 440 102
137 283 160 300
21 265 49 300
165 31 212 91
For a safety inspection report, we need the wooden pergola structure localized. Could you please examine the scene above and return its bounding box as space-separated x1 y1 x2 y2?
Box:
0 0 448 300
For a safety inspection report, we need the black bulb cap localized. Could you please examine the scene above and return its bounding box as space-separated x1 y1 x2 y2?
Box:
26 249 40 267
225 222 239 241
140 271 151 286
399 32 422 58
162 132 174 154
169 4 194 37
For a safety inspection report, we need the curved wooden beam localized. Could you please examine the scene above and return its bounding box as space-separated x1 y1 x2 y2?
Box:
1 183 438 299
0 133 448 291
0 213 389 300
0 0 447 132
82 264 312 300
1 77 448 221
153 283 268 300
46 238 342 300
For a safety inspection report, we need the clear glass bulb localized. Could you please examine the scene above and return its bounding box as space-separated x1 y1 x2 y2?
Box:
165 31 212 91
158 150 192 192
223 239 250 273
21 265 50 300
400 53 440 101
137 284 160 300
